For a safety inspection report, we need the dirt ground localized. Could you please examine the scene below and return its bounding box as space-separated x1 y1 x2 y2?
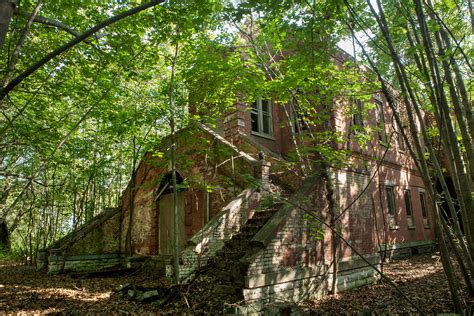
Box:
0 253 466 314
301 252 467 314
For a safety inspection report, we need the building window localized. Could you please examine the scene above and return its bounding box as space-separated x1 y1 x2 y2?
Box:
251 98 273 137
291 110 308 133
386 186 397 227
404 189 415 227
375 100 387 145
288 96 309 133
419 191 429 227
352 100 364 130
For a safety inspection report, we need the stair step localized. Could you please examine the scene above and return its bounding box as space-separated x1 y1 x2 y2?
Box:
246 218 271 227
251 211 276 220
231 234 253 241
224 239 246 248
242 223 262 229
238 228 260 237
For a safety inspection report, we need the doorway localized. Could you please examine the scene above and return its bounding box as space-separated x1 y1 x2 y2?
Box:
155 171 186 255
158 192 185 255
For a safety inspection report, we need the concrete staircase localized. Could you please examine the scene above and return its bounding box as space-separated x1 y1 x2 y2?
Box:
212 208 278 265
177 207 279 312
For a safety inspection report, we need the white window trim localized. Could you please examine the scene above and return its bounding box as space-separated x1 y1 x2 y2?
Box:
251 98 274 139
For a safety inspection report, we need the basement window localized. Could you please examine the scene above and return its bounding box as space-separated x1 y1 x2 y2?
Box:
251 98 273 138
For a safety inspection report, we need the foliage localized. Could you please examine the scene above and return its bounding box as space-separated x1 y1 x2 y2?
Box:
1 3 470 310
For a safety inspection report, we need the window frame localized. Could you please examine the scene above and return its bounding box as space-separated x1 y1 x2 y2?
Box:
419 191 430 228
385 185 398 228
397 128 406 152
374 99 387 145
290 106 309 134
251 98 274 138
404 189 415 228
352 99 365 130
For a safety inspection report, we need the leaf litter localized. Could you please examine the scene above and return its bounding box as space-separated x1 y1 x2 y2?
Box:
0 253 467 314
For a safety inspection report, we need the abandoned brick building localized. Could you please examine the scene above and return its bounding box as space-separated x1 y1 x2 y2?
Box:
37 50 436 305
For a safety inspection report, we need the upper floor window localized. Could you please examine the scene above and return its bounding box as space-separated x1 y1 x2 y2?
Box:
251 98 273 137
352 100 364 129
289 96 309 133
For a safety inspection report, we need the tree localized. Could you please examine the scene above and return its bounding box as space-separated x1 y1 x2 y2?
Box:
344 0 473 311
0 0 167 257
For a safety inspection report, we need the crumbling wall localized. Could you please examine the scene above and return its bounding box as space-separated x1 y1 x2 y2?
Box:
119 124 261 256
45 209 122 274
244 208 328 305
67 211 121 255
243 174 329 305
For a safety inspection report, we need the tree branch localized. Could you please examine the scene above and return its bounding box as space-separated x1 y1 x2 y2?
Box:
14 10 81 36
14 9 81 38
13 9 109 43
4 1 43 86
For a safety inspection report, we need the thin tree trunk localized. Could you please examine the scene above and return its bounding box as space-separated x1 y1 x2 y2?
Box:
0 0 16 53
169 39 180 284
360 1 468 310
126 136 137 257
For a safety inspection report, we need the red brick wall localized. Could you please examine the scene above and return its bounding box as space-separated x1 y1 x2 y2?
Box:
119 126 259 256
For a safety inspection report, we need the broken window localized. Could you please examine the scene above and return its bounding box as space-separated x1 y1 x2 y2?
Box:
251 98 273 137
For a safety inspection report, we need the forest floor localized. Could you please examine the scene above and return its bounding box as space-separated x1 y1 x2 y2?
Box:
0 252 465 314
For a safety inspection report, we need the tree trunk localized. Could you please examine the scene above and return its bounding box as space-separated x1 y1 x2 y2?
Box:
0 217 10 251
0 0 16 54
169 39 180 284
